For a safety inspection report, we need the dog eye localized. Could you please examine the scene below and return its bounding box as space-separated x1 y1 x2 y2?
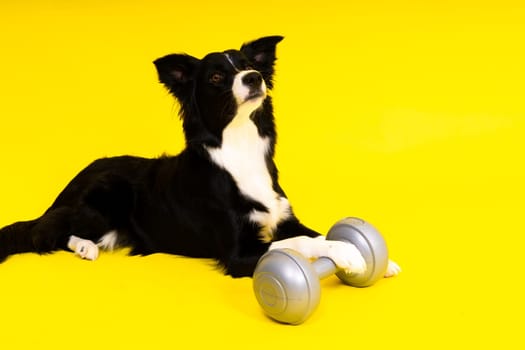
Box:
209 73 224 84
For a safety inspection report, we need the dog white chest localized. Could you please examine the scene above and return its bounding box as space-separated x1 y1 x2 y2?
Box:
206 111 290 241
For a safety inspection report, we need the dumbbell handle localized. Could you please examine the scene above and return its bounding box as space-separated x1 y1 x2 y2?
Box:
312 257 339 280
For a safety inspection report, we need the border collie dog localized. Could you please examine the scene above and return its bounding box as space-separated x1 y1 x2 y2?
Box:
0 36 399 278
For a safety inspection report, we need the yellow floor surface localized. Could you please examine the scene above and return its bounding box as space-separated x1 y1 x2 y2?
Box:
1 1 524 348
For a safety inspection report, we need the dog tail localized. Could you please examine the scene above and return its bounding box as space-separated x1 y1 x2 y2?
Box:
0 219 39 262
0 209 70 262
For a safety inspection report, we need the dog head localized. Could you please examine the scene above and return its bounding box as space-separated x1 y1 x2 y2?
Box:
153 36 283 145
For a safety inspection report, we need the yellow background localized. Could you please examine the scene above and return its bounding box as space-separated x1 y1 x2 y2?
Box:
1 0 524 348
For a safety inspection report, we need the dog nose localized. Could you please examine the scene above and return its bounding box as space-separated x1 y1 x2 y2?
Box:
242 71 263 89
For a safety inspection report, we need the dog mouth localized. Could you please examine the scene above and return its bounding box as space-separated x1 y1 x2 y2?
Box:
244 90 266 102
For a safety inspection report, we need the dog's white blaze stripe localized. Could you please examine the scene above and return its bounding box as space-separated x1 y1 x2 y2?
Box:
206 74 290 241
224 53 240 72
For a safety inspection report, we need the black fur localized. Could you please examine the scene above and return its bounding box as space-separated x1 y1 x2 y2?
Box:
0 36 320 277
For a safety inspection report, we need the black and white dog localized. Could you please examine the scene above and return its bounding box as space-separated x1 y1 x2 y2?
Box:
0 36 399 278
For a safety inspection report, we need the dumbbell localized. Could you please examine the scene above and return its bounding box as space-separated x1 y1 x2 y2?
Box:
252 217 389 325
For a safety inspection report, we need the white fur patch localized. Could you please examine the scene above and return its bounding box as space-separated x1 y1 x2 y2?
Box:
97 230 119 251
249 197 291 242
206 71 290 241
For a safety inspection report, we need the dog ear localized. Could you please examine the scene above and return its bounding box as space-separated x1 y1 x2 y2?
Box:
240 36 284 89
153 54 200 100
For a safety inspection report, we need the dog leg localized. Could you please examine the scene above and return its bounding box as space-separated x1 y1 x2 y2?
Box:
269 236 366 274
67 235 99 261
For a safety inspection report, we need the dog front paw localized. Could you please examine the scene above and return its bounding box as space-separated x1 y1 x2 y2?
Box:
326 241 367 275
384 259 401 277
